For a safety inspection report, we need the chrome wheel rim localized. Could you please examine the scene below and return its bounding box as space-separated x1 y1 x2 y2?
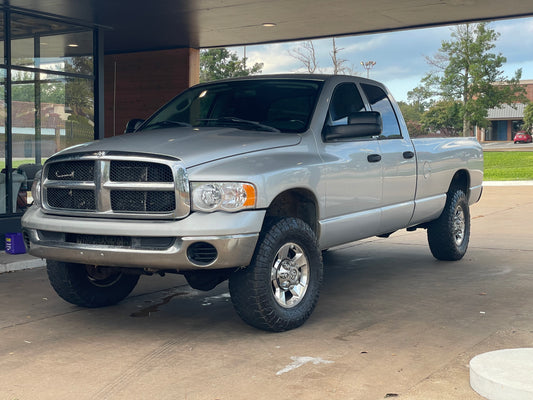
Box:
453 206 466 246
271 243 309 308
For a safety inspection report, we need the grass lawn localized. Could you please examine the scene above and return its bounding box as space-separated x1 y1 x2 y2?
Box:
484 151 533 181
0 159 39 171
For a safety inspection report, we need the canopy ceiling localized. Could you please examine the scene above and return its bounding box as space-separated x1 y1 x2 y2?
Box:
5 0 533 53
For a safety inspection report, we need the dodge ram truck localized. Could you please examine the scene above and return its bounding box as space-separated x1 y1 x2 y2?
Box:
22 74 483 331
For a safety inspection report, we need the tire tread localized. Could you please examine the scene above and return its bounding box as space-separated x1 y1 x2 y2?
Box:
427 189 470 261
47 261 139 307
229 217 323 332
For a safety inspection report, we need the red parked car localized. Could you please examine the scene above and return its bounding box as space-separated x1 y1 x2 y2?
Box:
514 131 532 144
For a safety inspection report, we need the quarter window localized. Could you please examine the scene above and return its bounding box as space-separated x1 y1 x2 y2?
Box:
361 83 402 139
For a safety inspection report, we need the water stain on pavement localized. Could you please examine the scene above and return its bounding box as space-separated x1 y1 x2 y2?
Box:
130 292 189 317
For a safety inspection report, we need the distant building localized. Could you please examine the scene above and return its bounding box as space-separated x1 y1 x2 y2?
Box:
476 80 533 142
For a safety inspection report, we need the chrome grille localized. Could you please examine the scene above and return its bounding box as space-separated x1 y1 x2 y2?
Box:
42 154 189 219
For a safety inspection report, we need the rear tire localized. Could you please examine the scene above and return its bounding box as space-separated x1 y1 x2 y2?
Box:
229 218 323 332
47 261 140 307
427 189 470 261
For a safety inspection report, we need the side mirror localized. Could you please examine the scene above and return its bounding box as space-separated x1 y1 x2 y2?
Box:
323 111 382 141
124 119 145 133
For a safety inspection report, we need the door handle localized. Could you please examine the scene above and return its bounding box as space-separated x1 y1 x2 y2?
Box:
367 154 382 163
403 151 415 159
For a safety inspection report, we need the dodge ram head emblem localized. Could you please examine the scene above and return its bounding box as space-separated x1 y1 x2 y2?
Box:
55 170 75 179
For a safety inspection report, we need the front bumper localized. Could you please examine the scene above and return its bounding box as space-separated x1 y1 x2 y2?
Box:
22 206 265 271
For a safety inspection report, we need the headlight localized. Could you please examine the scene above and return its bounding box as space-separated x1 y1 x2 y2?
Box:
31 169 42 207
191 182 256 212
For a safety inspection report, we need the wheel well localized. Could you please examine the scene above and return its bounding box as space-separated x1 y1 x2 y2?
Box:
448 170 470 198
264 189 319 234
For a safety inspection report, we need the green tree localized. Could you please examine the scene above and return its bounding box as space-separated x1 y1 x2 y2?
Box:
398 100 424 123
9 71 65 104
200 48 263 82
407 85 434 112
398 101 426 136
523 102 533 133
420 22 525 136
421 100 462 136
65 57 94 120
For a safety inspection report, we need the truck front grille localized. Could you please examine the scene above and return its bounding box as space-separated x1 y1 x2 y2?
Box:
110 190 176 212
48 160 95 181
47 188 96 210
109 160 174 182
41 154 189 219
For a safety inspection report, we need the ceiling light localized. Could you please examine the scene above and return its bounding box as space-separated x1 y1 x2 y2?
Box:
262 23 276 27
68 43 79 47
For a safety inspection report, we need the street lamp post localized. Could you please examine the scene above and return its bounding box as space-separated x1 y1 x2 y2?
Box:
361 60 376 78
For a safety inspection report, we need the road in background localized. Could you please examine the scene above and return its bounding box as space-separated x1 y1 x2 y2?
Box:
482 141 533 151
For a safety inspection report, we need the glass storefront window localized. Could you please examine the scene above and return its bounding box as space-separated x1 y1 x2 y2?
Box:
1 67 8 214
1 10 95 216
1 10 8 214
9 71 94 210
11 13 93 74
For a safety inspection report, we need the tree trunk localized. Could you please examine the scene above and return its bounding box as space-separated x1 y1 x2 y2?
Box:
463 116 470 137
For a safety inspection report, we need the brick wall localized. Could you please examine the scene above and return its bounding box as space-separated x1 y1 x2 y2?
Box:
104 48 199 138
525 82 533 102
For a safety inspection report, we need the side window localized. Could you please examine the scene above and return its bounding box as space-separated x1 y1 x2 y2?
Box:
327 83 366 126
360 83 403 139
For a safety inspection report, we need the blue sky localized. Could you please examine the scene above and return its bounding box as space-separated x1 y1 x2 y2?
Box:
231 17 533 102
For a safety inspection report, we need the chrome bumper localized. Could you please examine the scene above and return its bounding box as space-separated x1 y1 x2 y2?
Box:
22 207 264 271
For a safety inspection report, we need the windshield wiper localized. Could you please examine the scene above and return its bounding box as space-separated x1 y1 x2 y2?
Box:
144 120 192 130
199 117 280 132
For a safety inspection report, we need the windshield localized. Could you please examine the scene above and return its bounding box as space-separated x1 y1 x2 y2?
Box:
141 79 324 133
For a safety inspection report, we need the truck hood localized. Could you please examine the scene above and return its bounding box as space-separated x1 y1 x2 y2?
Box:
53 127 302 167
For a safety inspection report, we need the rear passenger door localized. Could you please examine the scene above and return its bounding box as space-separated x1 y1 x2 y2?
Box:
360 83 417 232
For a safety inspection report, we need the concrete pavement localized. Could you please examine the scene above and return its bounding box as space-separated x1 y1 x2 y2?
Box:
1 185 533 400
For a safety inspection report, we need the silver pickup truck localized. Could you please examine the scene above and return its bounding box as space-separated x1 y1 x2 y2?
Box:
22 74 483 331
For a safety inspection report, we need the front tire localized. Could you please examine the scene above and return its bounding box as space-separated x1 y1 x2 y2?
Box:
229 218 323 332
427 189 470 261
47 261 140 307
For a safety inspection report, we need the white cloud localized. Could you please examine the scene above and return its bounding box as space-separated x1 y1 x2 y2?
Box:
342 36 389 53
245 43 297 73
227 16 533 101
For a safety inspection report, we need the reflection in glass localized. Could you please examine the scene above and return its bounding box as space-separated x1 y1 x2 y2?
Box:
1 67 6 214
1 11 95 216
10 13 93 73
9 70 93 211
0 11 4 65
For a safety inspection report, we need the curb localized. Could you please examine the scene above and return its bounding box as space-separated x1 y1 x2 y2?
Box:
483 181 533 186
0 252 46 274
